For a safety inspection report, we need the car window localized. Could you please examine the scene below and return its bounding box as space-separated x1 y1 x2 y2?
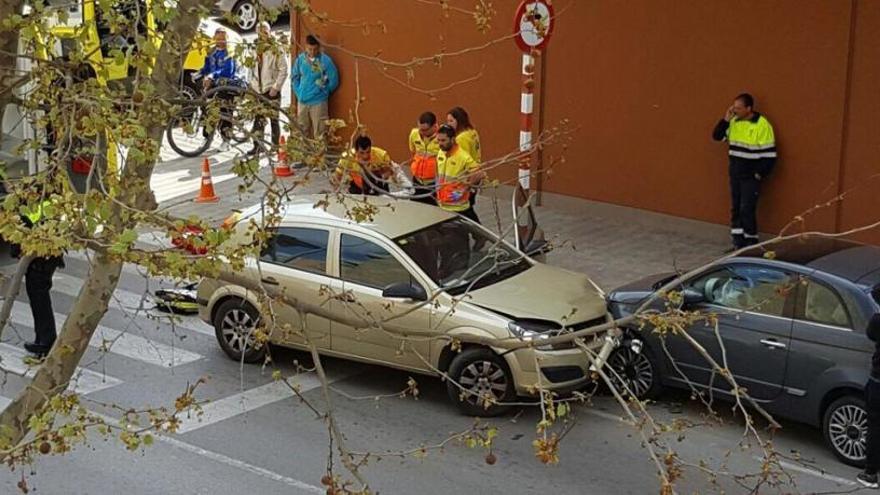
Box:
340 234 412 289
260 227 328 274
803 279 851 328
690 265 791 317
396 217 529 295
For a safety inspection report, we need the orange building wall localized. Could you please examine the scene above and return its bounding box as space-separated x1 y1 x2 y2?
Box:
296 1 880 242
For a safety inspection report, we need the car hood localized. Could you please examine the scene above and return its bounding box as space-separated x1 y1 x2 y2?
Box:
465 263 607 325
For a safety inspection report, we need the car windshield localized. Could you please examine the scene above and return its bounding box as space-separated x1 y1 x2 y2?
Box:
395 218 531 295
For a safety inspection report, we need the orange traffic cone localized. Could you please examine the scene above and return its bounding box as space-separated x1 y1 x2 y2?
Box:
195 157 220 203
274 135 294 177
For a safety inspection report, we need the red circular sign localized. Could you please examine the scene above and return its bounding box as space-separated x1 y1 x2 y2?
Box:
513 1 555 53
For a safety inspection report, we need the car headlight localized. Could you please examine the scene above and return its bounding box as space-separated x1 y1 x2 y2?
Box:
508 321 556 351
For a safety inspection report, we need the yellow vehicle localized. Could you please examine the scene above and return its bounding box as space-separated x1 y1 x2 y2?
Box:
37 0 243 88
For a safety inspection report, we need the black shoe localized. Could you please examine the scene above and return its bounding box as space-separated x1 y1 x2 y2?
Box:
24 342 51 358
245 147 261 157
857 471 879 489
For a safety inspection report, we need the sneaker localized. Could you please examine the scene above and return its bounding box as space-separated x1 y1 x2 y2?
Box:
218 140 231 152
857 471 879 489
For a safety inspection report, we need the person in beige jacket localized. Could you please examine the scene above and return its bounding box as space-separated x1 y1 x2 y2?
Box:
247 21 288 157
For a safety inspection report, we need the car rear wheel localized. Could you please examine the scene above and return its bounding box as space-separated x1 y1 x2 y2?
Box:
232 0 258 31
823 395 867 467
213 298 267 363
446 348 515 417
607 341 662 399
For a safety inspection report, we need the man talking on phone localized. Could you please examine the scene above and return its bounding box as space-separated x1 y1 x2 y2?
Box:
712 93 777 251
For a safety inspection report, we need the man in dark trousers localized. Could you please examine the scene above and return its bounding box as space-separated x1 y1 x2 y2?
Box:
11 192 64 358
859 314 880 488
712 93 777 250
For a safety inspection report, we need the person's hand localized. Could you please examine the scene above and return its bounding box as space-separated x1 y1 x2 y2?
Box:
269 88 279 97
724 105 735 122
202 78 212 90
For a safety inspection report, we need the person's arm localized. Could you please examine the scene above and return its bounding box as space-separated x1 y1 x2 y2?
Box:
324 54 339 93
272 51 288 94
712 119 730 141
466 157 485 187
757 121 777 178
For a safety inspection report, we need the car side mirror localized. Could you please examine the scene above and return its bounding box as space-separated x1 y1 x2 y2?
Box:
382 282 428 302
681 288 705 306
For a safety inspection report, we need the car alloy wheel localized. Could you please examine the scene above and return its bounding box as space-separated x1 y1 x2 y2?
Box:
213 299 267 363
221 307 258 353
460 360 509 406
827 402 867 463
608 347 654 398
233 0 258 31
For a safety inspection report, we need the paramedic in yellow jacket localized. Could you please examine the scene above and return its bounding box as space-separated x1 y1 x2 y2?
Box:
436 124 485 224
334 135 395 195
446 107 482 209
408 111 440 205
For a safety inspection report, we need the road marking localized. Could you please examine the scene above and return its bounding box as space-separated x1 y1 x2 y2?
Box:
754 457 856 487
157 434 324 494
177 373 329 434
8 303 203 368
0 343 122 395
91 409 323 494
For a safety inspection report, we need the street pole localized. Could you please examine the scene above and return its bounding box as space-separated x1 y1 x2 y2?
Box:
519 50 536 193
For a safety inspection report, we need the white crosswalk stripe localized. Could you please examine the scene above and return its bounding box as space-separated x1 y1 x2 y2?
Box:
7 302 203 368
0 343 122 395
176 373 331 434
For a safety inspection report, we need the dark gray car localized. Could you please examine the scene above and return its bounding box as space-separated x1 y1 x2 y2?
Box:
606 238 880 467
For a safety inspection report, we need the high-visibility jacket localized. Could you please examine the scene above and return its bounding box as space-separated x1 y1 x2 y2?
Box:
408 128 439 184
335 146 392 190
455 128 481 163
713 112 777 177
436 145 479 212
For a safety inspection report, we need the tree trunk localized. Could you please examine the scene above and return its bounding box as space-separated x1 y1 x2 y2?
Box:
0 255 33 341
0 0 210 450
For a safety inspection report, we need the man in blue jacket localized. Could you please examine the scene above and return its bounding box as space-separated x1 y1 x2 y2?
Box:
200 28 244 151
292 35 339 141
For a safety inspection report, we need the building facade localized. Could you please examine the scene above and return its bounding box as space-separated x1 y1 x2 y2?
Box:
294 0 880 243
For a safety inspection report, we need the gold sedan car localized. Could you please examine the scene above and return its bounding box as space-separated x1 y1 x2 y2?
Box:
197 196 619 416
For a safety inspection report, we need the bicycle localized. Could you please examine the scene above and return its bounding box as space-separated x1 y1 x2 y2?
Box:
165 80 252 158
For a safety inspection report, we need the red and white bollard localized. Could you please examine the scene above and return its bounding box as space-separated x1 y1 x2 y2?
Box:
518 51 536 192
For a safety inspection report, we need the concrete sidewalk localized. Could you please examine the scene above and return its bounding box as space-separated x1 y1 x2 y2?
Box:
155 159 730 290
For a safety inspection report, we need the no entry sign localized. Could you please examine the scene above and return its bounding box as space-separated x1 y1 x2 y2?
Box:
513 0 554 53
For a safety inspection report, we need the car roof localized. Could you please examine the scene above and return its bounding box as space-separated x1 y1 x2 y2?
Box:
238 195 458 239
739 237 880 285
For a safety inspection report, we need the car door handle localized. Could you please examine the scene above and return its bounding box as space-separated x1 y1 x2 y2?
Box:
760 338 787 350
260 276 279 286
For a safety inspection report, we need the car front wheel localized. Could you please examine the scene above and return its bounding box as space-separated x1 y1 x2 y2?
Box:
607 341 662 400
213 298 267 363
823 395 868 467
446 348 515 417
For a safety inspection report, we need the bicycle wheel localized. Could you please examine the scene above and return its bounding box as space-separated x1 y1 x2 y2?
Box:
166 105 213 158
228 105 253 144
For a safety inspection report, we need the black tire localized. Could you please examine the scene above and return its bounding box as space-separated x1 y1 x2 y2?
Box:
213 298 267 363
166 105 213 158
823 395 868 468
607 340 663 400
446 348 515 417
231 0 258 31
